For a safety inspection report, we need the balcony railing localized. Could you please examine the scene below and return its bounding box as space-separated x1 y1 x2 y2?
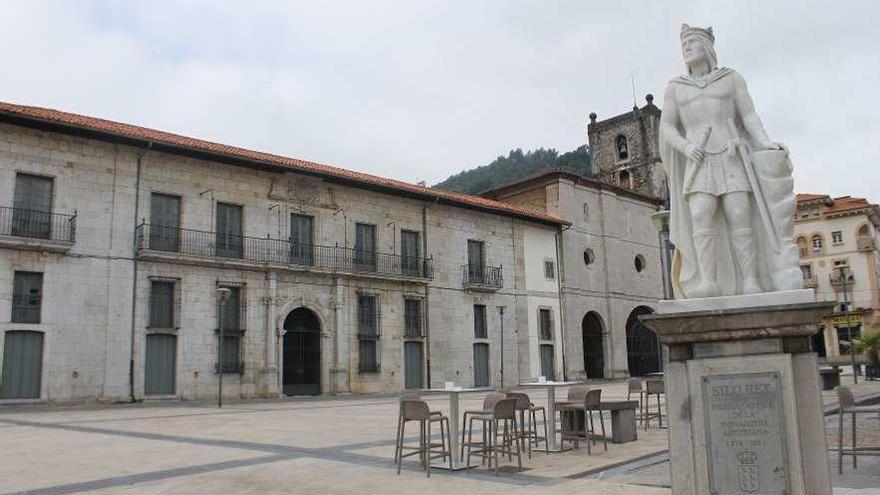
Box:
829 268 855 287
857 236 875 251
0 206 76 243
461 264 503 290
802 274 818 289
135 223 433 279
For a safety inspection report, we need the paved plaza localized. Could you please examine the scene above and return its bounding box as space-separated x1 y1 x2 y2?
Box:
0 379 878 494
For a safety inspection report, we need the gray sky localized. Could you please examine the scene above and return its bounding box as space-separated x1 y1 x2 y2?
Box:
1 1 877 199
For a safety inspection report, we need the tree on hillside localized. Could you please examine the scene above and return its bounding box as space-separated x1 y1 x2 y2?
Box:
434 145 592 194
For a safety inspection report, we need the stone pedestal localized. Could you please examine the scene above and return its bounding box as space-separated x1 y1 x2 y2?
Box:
640 292 834 495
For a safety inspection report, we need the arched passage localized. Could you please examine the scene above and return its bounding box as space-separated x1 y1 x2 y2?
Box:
581 311 605 379
283 307 321 396
626 306 660 377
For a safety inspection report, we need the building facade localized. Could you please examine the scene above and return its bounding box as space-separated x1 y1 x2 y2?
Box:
588 94 666 199
794 193 880 361
483 171 665 379
0 102 564 403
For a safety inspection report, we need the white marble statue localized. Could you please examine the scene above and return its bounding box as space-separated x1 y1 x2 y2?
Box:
660 24 802 299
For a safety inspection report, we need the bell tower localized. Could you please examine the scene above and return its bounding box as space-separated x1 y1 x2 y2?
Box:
588 94 667 199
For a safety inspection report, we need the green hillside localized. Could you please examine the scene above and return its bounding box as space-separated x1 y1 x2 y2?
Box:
433 145 591 195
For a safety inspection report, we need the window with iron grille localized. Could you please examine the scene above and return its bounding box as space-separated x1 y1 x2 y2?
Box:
217 283 246 332
148 278 178 329
539 308 553 340
358 294 380 372
404 298 422 337
473 304 487 339
543 259 555 280
12 271 42 323
216 282 245 373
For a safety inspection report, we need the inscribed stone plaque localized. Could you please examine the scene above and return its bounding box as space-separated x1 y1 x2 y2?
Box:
702 372 789 495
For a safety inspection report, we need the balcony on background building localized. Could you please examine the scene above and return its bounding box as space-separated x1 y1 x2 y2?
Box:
829 267 855 288
461 264 503 291
0 206 76 252
135 223 433 280
803 274 818 289
856 236 876 251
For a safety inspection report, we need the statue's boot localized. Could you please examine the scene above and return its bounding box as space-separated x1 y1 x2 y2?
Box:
731 228 762 294
689 228 720 298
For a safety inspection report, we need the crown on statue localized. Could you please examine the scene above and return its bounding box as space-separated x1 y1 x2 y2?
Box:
680 23 715 43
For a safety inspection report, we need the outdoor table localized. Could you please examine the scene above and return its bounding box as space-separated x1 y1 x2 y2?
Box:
516 381 580 451
418 387 492 470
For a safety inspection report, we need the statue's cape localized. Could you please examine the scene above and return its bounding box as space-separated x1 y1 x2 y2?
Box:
661 67 802 298
670 67 734 88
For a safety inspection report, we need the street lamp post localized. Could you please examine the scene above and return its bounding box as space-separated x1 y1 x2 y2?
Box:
650 209 674 372
839 266 858 384
498 306 505 388
216 287 232 407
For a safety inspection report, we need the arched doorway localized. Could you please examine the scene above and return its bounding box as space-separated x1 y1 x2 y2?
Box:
283 308 321 396
626 306 660 376
581 312 605 379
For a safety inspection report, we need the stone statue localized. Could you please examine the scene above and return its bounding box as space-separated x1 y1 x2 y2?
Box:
660 24 802 299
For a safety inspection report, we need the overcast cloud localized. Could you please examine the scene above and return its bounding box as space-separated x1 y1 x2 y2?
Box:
1 1 877 199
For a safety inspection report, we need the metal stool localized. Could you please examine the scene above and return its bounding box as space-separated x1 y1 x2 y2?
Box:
506 391 547 457
465 397 523 475
560 388 606 454
643 379 665 430
835 386 880 474
394 393 444 463
460 392 506 460
396 399 451 476
626 377 647 424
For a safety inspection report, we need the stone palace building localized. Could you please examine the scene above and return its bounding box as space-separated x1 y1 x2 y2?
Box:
0 101 572 402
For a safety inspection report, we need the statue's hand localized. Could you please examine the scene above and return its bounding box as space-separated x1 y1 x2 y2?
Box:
685 144 705 164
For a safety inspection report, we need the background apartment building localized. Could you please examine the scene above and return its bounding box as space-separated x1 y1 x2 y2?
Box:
0 102 564 403
794 193 880 361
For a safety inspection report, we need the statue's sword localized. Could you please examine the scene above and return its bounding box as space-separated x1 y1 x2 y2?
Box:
726 118 780 253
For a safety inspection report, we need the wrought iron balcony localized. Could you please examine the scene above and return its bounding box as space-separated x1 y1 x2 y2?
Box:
461 264 503 291
829 268 855 287
802 274 818 289
135 223 433 280
0 206 76 252
857 236 875 251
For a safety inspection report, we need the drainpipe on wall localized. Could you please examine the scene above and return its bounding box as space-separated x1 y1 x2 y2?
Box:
128 142 152 402
422 202 432 388
555 223 571 380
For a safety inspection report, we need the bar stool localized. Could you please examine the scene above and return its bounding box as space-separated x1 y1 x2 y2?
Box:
465 397 523 475
626 377 647 424
835 386 880 474
396 399 451 477
506 391 547 457
643 379 665 430
559 388 606 454
394 393 444 463
460 392 506 459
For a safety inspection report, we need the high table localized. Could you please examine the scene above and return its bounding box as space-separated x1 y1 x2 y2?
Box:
418 387 492 470
516 381 580 451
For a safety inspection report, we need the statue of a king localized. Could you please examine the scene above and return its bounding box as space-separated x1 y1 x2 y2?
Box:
660 24 803 299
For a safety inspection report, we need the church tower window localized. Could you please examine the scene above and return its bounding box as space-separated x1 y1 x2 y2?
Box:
615 135 629 161
619 170 631 189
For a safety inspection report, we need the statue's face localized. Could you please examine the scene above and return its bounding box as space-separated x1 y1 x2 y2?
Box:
681 35 706 66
